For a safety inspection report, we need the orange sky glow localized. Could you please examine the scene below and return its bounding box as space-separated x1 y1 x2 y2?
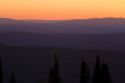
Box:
0 0 125 20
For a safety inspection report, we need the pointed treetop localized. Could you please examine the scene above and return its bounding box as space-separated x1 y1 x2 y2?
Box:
92 51 101 83
80 56 90 83
96 52 101 64
81 57 86 69
54 53 59 63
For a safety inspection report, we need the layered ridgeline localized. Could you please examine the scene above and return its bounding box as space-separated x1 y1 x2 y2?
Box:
0 17 125 33
1 18 125 51
0 18 125 83
0 31 125 51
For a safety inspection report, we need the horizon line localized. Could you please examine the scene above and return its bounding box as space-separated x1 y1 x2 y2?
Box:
0 17 125 21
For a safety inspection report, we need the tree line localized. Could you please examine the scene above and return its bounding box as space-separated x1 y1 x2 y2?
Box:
0 53 112 83
48 53 112 83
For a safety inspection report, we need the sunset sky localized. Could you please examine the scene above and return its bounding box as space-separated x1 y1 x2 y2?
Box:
0 0 125 20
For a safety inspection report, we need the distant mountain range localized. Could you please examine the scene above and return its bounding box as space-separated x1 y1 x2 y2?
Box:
1 17 125 50
0 31 125 51
0 17 125 33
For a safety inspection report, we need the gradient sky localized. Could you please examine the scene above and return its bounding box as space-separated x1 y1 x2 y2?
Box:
0 0 125 20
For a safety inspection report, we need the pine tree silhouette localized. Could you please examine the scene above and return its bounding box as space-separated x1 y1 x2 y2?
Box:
10 72 16 83
92 54 101 83
53 54 60 83
0 58 3 83
48 54 60 83
99 63 112 83
80 58 90 83
48 68 54 83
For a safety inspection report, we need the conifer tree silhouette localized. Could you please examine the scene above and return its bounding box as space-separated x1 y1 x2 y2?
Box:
10 72 15 83
99 63 112 83
53 54 60 83
48 54 60 83
0 58 3 83
80 58 90 83
92 54 101 83
48 68 54 83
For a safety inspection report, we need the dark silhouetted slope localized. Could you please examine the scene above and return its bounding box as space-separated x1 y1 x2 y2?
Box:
0 46 124 83
0 31 125 51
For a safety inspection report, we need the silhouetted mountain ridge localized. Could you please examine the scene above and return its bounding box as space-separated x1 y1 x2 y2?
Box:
0 17 125 33
0 31 125 51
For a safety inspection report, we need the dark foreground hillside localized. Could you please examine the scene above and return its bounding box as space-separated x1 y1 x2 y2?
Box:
0 45 125 83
